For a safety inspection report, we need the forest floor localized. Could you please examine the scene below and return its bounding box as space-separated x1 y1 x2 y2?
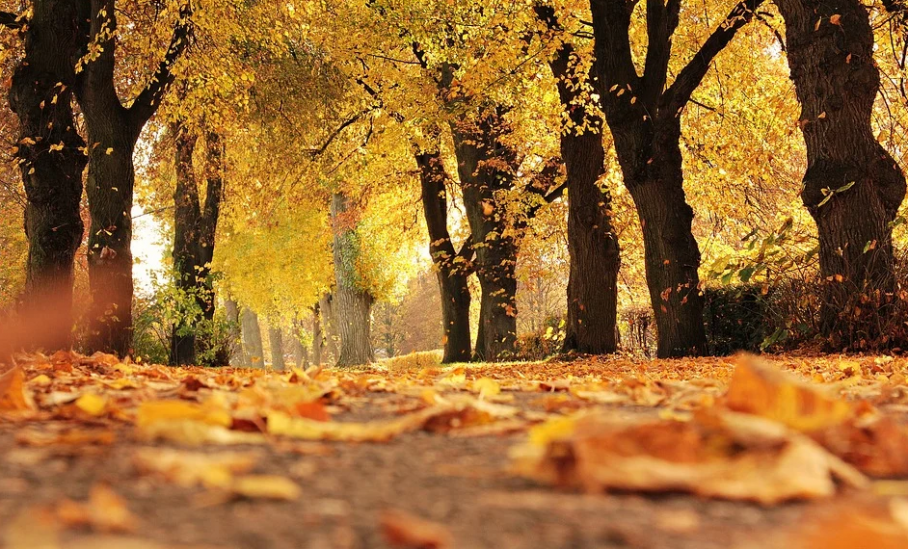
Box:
3 352 908 549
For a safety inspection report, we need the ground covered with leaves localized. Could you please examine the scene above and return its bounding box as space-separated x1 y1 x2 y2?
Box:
4 353 908 548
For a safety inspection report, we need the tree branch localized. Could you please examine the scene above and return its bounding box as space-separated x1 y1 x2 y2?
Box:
129 2 194 128
589 0 642 101
0 11 23 29
663 0 764 116
641 0 681 105
304 107 375 158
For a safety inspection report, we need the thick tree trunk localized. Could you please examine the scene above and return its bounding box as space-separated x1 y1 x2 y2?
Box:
224 298 244 366
616 120 707 358
540 18 621 355
414 150 473 363
312 303 323 366
75 0 190 357
7 0 87 351
586 0 760 357
450 110 519 361
561 130 620 355
268 325 285 371
776 0 907 348
84 126 138 356
331 193 374 366
241 308 264 368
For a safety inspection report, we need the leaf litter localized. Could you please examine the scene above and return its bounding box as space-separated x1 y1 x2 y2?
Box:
4 351 908 546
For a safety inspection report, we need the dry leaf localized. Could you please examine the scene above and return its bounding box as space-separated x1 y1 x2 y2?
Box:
230 475 301 500
725 355 853 432
381 509 452 549
133 448 258 488
138 419 266 446
514 410 867 504
0 367 33 411
57 484 137 533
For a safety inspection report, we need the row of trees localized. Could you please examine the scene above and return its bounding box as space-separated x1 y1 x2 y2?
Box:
3 0 908 364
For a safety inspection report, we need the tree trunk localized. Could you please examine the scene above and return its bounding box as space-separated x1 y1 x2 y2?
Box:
224 298 244 366
450 109 519 361
312 303 323 366
170 125 224 366
292 335 308 368
7 0 87 350
319 294 339 363
241 308 264 368
775 0 907 348
83 124 138 357
170 124 199 365
414 149 472 363
75 0 190 357
587 0 759 357
268 325 285 370
538 13 621 355
331 193 374 366
617 120 707 358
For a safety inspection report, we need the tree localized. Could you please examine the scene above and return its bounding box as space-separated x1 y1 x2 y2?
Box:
587 0 762 357
775 0 907 349
74 0 192 356
536 4 620 355
331 192 375 366
170 123 224 365
4 1 87 348
241 307 264 368
415 145 474 362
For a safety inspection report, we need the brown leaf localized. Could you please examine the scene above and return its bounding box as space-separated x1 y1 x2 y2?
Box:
381 509 452 549
0 367 33 411
514 410 867 504
725 355 853 432
57 484 137 533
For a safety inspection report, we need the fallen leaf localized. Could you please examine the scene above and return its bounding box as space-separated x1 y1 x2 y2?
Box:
133 448 259 489
381 509 452 549
725 355 853 432
0 367 33 411
57 484 136 533
230 475 301 500
513 410 867 504
75 393 108 416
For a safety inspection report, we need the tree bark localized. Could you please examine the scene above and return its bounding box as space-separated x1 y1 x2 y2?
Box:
414 148 473 363
224 298 244 366
538 7 621 355
331 193 374 366
7 0 88 350
775 0 907 348
588 0 761 357
75 0 191 357
450 109 519 361
241 308 264 368
268 325 285 370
